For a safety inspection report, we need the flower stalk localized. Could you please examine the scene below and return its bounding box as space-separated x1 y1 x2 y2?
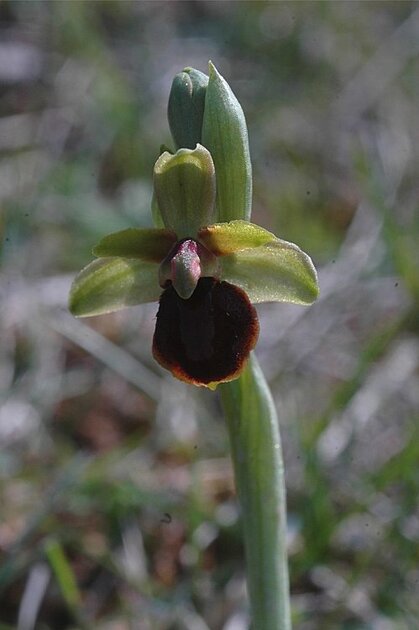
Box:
221 355 291 629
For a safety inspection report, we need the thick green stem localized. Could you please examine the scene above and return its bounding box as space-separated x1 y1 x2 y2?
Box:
220 354 291 629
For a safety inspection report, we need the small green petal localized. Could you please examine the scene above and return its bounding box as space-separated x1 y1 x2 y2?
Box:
202 62 252 222
153 144 216 239
219 240 319 305
198 220 276 255
69 257 161 317
92 228 176 261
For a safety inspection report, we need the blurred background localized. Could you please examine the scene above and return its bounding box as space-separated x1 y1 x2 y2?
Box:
1 2 419 629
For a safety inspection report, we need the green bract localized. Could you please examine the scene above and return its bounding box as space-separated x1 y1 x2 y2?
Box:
69 63 319 386
202 62 252 222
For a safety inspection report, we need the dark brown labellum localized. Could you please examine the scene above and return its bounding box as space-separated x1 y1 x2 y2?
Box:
153 278 259 386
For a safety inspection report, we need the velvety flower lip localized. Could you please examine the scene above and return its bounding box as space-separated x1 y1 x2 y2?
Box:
69 145 319 387
153 277 259 387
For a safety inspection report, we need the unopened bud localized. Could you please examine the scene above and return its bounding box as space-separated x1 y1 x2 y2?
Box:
168 68 209 150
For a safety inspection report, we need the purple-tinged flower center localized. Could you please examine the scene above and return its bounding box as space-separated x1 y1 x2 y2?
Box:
170 239 201 299
159 238 218 300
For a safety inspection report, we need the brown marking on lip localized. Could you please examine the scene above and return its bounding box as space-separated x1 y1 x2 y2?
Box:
152 278 259 386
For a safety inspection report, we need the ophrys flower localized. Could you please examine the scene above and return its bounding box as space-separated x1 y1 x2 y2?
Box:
69 144 318 388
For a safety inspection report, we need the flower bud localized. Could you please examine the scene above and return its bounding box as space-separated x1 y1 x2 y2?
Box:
168 68 209 150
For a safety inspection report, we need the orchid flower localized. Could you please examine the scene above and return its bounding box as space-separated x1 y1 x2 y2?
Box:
69 65 318 388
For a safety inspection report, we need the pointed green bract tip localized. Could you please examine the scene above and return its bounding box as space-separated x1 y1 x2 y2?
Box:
202 62 252 223
208 60 216 76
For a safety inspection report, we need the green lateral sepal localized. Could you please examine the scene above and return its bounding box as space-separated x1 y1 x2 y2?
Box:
219 239 319 305
69 257 161 317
